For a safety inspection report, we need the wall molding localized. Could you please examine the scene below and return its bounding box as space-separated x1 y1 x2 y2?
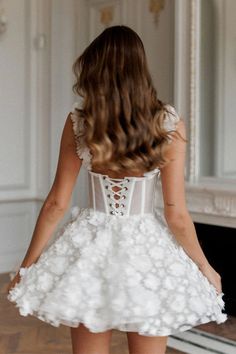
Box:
0 0 31 193
0 0 51 201
0 200 42 273
155 180 236 228
0 0 51 273
174 0 236 228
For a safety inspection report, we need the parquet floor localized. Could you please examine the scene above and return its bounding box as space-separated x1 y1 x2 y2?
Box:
197 315 236 341
0 272 233 354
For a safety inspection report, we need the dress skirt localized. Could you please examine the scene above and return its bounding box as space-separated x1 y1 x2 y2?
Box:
7 206 227 337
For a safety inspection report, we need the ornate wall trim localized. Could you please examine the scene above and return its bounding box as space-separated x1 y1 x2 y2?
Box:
155 182 236 228
173 0 236 227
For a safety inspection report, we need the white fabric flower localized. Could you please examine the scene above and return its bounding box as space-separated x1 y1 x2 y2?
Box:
216 313 228 324
129 254 152 273
187 285 198 296
140 322 150 332
216 293 225 307
148 327 159 335
132 306 143 316
54 240 70 255
187 313 198 323
148 236 156 244
87 278 102 294
169 294 186 313
163 276 178 290
49 256 68 275
168 262 186 276
120 221 136 234
143 274 160 290
37 273 54 292
123 265 137 277
129 287 152 305
133 244 146 256
139 219 156 234
158 269 166 278
70 206 81 219
126 272 142 287
71 227 92 246
133 233 147 245
111 293 127 311
189 296 207 315
163 313 174 325
178 285 186 293
154 318 161 326
159 288 168 298
19 267 28 277
144 298 161 316
176 314 185 323
118 237 135 248
148 245 165 260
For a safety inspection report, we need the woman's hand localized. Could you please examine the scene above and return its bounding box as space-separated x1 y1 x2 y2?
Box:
6 271 21 295
199 263 222 294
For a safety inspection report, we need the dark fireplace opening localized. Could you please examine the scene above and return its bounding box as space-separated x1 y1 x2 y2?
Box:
194 222 236 316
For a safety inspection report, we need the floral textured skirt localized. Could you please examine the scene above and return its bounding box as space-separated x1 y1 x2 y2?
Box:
7 207 227 336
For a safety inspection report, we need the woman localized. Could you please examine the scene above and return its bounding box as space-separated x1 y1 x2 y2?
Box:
7 25 227 354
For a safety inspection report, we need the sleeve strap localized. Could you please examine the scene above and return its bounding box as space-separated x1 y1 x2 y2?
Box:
69 98 92 170
162 104 180 132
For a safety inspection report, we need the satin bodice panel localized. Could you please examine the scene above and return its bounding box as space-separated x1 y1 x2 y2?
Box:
87 170 159 216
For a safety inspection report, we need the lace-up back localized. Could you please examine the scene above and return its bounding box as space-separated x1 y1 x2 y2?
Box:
88 170 158 216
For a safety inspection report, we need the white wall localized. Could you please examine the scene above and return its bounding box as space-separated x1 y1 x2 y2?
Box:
0 0 176 273
0 0 51 273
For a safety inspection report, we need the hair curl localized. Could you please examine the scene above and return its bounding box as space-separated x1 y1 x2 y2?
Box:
72 25 186 173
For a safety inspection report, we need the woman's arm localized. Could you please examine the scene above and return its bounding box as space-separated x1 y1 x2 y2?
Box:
20 113 82 268
160 118 222 292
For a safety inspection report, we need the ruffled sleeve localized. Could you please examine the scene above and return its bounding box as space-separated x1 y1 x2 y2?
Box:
70 97 92 170
162 104 180 143
162 104 180 132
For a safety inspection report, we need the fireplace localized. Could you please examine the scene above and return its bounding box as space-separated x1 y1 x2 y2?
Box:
194 222 236 316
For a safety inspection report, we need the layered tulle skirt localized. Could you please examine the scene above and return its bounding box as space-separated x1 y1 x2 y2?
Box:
7 207 227 336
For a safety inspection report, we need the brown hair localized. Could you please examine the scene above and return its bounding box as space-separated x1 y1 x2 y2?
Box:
72 25 186 173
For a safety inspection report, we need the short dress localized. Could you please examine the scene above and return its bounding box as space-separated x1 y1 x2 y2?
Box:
7 98 228 337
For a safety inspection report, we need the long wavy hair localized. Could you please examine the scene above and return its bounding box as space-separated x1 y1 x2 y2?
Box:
72 25 186 173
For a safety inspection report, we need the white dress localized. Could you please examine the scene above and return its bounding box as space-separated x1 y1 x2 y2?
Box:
7 99 227 336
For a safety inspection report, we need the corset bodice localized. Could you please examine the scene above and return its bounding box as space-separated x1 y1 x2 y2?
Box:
88 170 159 216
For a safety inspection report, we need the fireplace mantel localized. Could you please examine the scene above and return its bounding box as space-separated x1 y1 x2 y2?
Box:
155 181 236 229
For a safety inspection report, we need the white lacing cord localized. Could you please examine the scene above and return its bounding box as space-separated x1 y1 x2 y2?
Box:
103 177 130 215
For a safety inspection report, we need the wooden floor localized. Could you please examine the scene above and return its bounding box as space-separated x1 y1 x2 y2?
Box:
0 272 234 354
